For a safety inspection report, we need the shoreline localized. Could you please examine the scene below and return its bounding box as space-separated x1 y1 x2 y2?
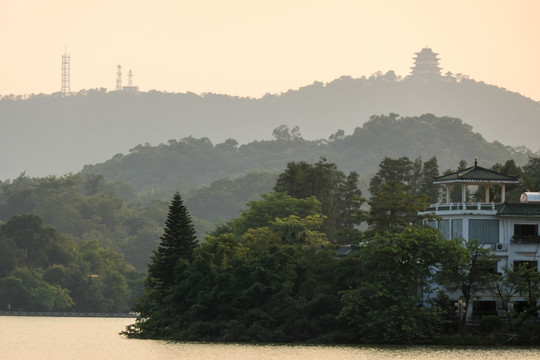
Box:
0 311 137 318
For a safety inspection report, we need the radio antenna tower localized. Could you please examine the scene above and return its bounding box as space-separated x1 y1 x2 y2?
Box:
61 49 71 96
116 65 122 91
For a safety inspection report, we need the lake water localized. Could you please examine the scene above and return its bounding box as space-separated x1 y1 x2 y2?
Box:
1 316 539 360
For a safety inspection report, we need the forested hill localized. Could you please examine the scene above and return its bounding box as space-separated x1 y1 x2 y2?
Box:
82 113 531 198
1 73 539 180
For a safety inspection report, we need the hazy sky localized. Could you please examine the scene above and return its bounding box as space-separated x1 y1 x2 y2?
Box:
1 0 539 101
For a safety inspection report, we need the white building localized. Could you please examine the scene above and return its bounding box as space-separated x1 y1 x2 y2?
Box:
420 160 540 319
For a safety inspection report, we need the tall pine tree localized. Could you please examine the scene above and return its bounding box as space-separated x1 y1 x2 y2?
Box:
147 192 198 290
127 192 198 338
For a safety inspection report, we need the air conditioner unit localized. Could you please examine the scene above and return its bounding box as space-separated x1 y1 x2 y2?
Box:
496 243 508 251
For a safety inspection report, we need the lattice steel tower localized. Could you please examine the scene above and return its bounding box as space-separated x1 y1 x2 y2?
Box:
61 50 71 95
116 65 122 91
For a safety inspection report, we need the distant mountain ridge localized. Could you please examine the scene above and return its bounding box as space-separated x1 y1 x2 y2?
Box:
1 72 539 180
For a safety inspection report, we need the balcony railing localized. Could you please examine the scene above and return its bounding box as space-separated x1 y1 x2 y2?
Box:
511 235 540 244
424 202 496 213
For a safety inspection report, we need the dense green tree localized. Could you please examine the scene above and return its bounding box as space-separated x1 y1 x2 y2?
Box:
0 174 35 218
242 214 329 251
368 156 440 201
274 159 362 241
0 213 140 312
339 227 458 343
147 192 198 289
274 160 335 200
0 236 17 277
74 239 140 312
368 157 414 197
419 156 440 203
522 156 540 192
367 156 439 233
0 267 74 311
101 269 130 312
336 171 366 232
230 192 322 237
0 214 76 269
367 183 432 233
512 262 540 324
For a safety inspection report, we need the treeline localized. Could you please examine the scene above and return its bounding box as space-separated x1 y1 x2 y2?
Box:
126 156 540 344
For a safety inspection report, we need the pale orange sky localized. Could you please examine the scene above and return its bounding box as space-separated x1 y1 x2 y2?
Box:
1 0 539 101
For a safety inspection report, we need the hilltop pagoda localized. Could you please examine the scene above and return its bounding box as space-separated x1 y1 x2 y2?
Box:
410 48 442 79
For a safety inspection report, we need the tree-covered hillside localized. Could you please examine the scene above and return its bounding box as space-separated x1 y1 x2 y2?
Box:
82 113 532 198
2 114 532 274
1 72 539 180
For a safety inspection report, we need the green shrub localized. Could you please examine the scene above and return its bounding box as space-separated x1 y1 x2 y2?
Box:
480 315 502 333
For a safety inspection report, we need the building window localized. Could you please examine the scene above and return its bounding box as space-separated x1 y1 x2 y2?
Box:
438 220 450 239
426 220 437 229
433 219 463 239
513 224 539 243
513 261 538 272
489 261 501 275
468 219 499 244
452 219 463 239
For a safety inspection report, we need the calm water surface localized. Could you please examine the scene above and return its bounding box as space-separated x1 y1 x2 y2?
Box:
1 316 539 360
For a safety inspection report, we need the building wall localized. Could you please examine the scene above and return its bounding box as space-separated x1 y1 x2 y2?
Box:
431 213 540 271
430 212 540 319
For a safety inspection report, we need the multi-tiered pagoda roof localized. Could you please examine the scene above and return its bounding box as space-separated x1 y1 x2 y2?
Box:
410 48 442 79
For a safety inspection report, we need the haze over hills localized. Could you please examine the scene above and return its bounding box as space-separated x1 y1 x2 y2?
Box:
81 112 531 198
1 48 539 180
1 113 530 268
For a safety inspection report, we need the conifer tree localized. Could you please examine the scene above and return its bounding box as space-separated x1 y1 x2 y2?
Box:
126 192 198 338
147 192 197 291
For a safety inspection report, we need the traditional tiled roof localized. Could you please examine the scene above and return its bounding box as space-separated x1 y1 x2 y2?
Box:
433 164 519 184
336 245 361 257
496 203 540 217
